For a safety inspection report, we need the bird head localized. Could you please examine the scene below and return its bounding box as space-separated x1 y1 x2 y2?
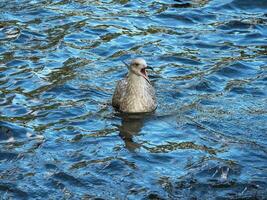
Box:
125 58 153 83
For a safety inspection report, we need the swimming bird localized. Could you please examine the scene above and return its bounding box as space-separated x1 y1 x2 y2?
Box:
112 58 157 113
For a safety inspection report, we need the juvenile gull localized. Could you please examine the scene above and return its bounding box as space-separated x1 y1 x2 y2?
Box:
112 58 157 113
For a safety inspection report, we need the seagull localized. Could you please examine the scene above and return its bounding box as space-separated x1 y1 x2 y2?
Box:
112 58 157 113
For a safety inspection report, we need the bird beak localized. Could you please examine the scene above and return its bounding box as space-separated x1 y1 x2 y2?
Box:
142 66 153 85
146 66 153 71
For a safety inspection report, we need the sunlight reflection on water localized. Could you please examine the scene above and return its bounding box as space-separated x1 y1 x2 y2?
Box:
0 0 267 199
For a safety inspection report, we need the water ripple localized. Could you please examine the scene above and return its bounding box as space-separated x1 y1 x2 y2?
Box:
0 0 266 199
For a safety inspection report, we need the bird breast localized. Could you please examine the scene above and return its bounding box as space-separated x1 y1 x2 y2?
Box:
120 75 156 113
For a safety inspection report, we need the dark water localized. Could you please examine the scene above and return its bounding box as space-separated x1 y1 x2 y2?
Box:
0 0 267 199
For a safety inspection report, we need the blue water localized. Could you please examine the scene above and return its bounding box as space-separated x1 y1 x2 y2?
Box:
0 0 267 199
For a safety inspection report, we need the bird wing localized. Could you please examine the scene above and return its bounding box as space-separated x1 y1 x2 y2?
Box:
112 78 127 109
148 83 157 109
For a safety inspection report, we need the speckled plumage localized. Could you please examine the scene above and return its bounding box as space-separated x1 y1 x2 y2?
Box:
112 58 157 113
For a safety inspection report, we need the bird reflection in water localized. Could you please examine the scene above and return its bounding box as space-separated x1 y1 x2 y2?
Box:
117 113 151 151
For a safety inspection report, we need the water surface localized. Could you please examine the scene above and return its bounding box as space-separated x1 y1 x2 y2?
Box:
0 0 267 199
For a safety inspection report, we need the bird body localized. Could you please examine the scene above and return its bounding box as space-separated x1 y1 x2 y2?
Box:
112 58 157 113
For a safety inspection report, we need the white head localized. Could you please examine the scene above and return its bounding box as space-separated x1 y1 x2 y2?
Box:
127 58 152 83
